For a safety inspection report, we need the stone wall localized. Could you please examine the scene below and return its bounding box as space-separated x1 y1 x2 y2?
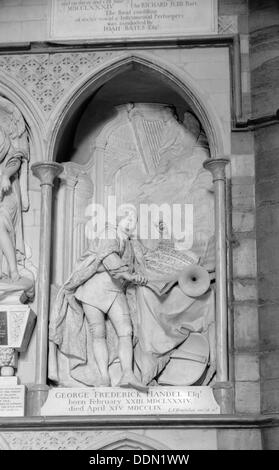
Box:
249 0 279 421
220 0 260 415
230 147 260 414
0 0 49 44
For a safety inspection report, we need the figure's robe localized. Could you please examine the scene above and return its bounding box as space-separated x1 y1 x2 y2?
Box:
130 285 214 385
0 148 27 263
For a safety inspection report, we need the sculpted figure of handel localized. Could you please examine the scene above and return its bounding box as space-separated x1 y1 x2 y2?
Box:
49 206 148 391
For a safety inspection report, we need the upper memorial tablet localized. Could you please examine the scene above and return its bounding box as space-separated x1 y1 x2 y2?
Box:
50 0 218 41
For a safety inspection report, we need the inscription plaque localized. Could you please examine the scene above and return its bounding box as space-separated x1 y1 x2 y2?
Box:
0 385 25 417
41 386 220 416
50 0 218 41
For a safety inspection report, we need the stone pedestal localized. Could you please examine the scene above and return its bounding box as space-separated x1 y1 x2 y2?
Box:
0 277 36 417
0 279 35 417
41 386 220 416
0 280 36 377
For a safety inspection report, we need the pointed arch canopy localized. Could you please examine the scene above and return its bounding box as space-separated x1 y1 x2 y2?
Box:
47 52 227 161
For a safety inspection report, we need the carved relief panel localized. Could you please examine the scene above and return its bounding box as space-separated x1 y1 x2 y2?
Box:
49 102 216 391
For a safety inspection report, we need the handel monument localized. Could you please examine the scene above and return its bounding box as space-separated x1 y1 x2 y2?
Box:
0 0 278 450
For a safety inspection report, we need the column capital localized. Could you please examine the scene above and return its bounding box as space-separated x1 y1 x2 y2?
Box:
31 162 63 186
203 158 230 182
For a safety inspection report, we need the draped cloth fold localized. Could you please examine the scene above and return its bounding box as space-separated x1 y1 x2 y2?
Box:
130 283 214 385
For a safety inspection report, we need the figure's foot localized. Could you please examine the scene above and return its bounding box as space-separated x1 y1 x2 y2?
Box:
117 371 148 393
99 375 111 387
10 271 20 282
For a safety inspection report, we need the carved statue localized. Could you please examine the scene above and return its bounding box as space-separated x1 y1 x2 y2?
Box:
49 206 147 391
0 97 29 282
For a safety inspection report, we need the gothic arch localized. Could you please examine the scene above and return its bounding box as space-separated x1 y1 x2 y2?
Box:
85 431 171 450
0 72 46 164
46 51 227 162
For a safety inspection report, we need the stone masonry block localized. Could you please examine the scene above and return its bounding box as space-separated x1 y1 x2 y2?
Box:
233 238 257 278
235 381 261 413
259 303 279 350
217 429 262 450
219 0 248 16
232 211 255 233
231 134 254 155
235 353 260 381
258 270 279 303
257 205 279 237
234 303 259 350
257 232 279 274
231 185 255 212
262 379 279 414
233 279 257 301
260 350 279 381
230 154 255 179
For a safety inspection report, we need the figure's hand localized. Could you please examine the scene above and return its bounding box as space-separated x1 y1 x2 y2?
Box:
132 273 148 285
0 174 11 195
119 272 148 285
119 272 134 282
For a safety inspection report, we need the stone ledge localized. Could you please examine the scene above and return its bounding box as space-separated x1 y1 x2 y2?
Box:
0 414 278 431
0 34 236 54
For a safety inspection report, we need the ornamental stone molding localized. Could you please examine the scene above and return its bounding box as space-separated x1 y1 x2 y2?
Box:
0 430 170 450
218 16 238 35
0 52 115 115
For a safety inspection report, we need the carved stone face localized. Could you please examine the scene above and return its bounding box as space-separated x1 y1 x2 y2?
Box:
118 210 137 235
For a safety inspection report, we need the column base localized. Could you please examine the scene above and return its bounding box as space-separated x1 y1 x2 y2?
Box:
27 384 49 416
213 381 234 414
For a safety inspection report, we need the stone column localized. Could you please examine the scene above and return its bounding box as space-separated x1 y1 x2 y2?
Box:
203 158 233 413
29 162 63 415
59 169 78 279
